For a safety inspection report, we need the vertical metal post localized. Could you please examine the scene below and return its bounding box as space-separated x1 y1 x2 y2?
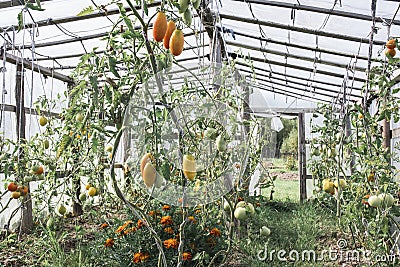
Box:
298 113 307 203
15 61 33 233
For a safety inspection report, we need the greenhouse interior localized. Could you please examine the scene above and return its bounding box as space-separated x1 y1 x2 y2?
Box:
1 0 400 266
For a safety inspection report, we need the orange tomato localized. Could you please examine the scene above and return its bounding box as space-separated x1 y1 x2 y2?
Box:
18 185 28 196
163 20 176 49
386 48 396 58
386 39 396 49
7 182 18 192
169 29 184 56
153 12 168 42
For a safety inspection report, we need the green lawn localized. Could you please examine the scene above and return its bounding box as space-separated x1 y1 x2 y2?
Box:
262 178 314 203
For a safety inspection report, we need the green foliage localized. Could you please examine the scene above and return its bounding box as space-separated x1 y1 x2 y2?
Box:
276 118 297 156
285 155 297 171
281 128 298 156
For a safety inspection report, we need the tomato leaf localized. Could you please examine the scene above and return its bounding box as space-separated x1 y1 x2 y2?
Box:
108 57 120 78
25 3 45 11
77 6 94 16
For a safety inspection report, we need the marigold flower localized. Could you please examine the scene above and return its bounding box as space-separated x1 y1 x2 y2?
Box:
160 215 173 226
163 238 179 249
123 226 137 235
133 252 149 263
123 220 133 227
164 227 174 234
210 227 221 237
116 225 125 233
116 220 133 233
162 205 171 211
182 251 192 261
148 210 158 216
187 216 197 224
104 238 114 247
137 219 144 229
194 209 201 214
100 223 109 229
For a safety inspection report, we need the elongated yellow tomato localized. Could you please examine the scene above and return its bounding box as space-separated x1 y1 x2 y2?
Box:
143 162 157 187
169 29 184 56
153 12 168 42
182 154 196 181
163 20 176 49
140 153 154 174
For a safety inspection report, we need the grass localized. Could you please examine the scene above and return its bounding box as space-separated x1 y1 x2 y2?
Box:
265 158 298 174
236 201 341 267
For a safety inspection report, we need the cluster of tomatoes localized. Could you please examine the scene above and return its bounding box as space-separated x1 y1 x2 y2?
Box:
7 182 29 199
153 12 185 56
385 39 397 58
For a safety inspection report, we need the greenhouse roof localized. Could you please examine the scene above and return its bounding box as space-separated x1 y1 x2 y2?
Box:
0 0 399 113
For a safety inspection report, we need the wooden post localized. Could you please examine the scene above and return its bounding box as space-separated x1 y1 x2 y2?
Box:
15 62 33 233
298 113 307 203
69 82 83 217
383 119 391 150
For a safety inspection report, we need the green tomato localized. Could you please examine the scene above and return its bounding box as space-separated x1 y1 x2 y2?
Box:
223 201 231 211
378 193 395 208
79 193 87 202
234 207 247 220
216 135 227 152
260 226 271 237
368 195 381 208
46 218 55 229
75 113 84 123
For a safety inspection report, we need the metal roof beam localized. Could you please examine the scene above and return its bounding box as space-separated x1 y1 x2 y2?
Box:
237 67 362 98
0 0 52 10
231 53 366 82
234 61 363 90
2 1 161 31
235 62 362 91
228 29 376 62
227 40 366 72
0 49 73 83
231 0 400 26
6 29 201 50
220 13 386 46
248 76 357 100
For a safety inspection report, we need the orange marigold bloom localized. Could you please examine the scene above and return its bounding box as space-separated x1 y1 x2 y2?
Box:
163 238 179 249
182 252 192 261
123 220 133 227
187 216 197 224
100 223 109 229
194 209 201 214
116 220 133 233
148 210 158 216
164 227 174 234
104 238 114 247
116 225 125 233
123 226 137 235
133 252 150 263
160 215 173 226
210 227 221 237
162 205 171 211
137 219 144 229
